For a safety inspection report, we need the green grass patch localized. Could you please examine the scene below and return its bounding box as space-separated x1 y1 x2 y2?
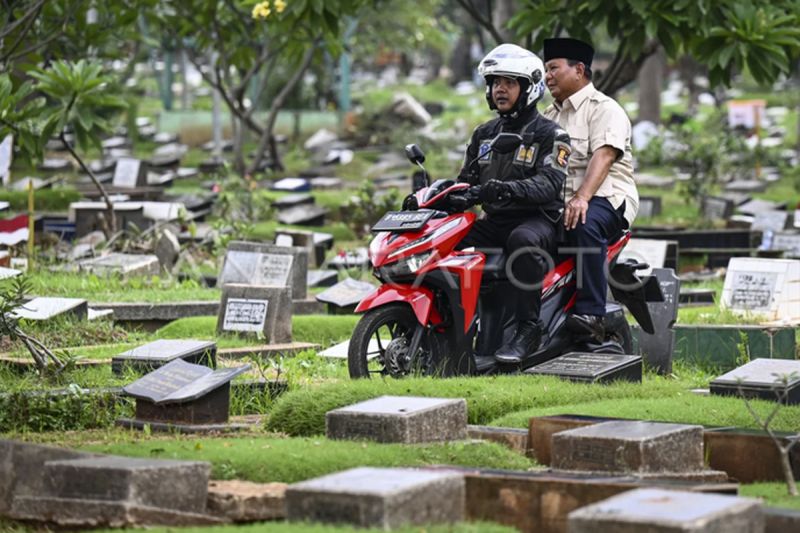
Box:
81 434 534 483
741 482 800 511
91 522 516 533
1 188 83 212
488 395 800 433
266 374 700 437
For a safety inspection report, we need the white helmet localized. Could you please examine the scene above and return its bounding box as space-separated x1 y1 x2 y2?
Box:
478 44 545 114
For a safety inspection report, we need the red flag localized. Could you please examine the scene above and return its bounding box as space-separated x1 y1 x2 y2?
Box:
0 215 29 245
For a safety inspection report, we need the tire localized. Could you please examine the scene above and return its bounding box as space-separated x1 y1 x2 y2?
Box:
348 303 445 379
604 319 634 355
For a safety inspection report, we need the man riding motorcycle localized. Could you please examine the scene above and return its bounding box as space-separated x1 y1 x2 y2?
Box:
452 43 572 364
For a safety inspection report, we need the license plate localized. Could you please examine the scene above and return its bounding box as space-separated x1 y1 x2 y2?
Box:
371 210 434 232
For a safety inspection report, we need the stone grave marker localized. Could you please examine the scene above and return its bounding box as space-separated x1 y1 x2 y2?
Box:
276 205 328 226
795 210 800 229
617 238 677 275
721 258 800 322
567 488 763 533
751 210 790 233
275 228 333 268
111 339 217 376
738 198 786 216
725 179 767 193
315 278 375 313
221 242 308 299
286 467 464 529
70 202 149 238
710 358 800 405
77 253 160 277
524 353 642 383
637 268 680 374
10 177 46 192
37 158 72 172
329 247 370 270
217 284 292 343
13 297 88 322
112 157 147 188
119 358 250 428
771 232 800 256
271 177 310 192
101 136 130 150
272 193 314 210
551 421 704 474
701 195 734 221
307 269 339 288
309 176 343 190
636 195 662 219
637 174 675 189
326 395 467 443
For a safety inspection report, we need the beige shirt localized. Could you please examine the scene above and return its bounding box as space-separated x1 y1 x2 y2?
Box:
543 83 639 226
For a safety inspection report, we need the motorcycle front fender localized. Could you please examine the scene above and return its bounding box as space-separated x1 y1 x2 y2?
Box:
355 284 442 326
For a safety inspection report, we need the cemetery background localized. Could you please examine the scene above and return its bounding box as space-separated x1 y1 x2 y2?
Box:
1 0 800 531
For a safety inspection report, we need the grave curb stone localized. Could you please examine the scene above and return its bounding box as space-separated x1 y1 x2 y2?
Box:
206 480 287 522
285 467 465 529
765 507 800 533
326 395 468 444
466 425 529 455
551 421 705 474
566 487 763 533
111 339 217 376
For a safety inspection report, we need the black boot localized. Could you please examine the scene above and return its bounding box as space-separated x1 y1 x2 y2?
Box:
566 314 605 343
494 320 542 364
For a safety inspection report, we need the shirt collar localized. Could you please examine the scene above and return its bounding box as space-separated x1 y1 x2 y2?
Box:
554 82 595 112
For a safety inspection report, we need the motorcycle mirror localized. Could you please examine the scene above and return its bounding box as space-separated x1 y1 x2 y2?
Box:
489 133 524 154
404 144 426 165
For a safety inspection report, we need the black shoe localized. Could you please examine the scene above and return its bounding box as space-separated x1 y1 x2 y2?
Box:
494 321 542 364
566 314 605 342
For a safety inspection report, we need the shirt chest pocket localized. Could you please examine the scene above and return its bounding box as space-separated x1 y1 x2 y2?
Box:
569 125 590 163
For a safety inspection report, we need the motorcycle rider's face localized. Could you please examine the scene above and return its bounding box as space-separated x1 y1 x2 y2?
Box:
492 76 520 113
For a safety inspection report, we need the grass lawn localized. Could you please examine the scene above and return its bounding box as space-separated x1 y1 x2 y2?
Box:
91 523 516 533
741 482 800 511
77 433 535 483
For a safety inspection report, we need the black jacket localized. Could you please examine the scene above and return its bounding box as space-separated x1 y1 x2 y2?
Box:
457 106 569 221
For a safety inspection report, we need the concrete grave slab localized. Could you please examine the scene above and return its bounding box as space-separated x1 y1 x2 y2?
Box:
567 487 763 533
722 258 800 322
276 205 328 226
710 358 800 404
13 297 88 322
770 232 800 256
752 210 790 233
702 196 735 221
315 278 375 313
112 339 217 375
318 338 379 360
307 269 339 288
206 480 287 522
78 253 160 277
552 421 704 474
326 395 467 443
285 467 464 529
525 353 642 383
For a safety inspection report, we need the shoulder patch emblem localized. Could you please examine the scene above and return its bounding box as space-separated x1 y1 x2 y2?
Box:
552 140 571 171
478 140 492 164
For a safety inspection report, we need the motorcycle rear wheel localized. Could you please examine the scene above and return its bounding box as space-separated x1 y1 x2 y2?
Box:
603 316 634 354
348 303 445 379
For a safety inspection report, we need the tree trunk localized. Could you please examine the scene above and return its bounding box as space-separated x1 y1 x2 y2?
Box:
596 40 660 97
678 55 704 115
493 0 516 43
637 46 665 124
449 32 474 84
779 448 798 496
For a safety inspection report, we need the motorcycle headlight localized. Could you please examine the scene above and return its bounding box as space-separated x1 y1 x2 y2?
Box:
381 250 433 278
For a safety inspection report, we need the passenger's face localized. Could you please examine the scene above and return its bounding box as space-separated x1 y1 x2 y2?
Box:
545 58 582 103
492 76 520 113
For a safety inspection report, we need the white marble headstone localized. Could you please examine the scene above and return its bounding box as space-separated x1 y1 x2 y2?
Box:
722 257 800 322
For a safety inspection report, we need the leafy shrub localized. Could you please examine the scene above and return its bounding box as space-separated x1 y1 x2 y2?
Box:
0 389 131 433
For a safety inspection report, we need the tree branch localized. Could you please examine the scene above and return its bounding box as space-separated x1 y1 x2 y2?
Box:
455 0 504 45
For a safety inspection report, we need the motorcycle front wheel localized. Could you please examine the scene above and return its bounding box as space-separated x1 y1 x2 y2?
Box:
348 303 446 379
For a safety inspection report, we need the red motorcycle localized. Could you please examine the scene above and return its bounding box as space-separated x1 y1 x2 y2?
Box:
349 133 662 378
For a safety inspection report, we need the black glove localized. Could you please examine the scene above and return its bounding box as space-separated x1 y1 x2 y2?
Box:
449 186 483 211
402 193 419 210
479 179 513 203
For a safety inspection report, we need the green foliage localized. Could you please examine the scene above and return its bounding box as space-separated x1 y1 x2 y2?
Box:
0 388 131 433
0 188 82 212
266 374 693 436
488 394 800 433
0 74 51 164
29 59 127 153
510 0 800 88
83 435 534 484
741 483 800 510
342 180 401 237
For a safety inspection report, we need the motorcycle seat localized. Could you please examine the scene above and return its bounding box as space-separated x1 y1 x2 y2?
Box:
482 253 509 281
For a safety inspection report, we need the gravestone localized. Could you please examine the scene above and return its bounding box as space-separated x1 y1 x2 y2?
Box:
724 179 767 193
221 241 308 299
275 228 333 268
309 176 343 190
738 198 786 216
271 177 310 192
771 232 800 256
751 210 790 233
551 421 704 474
315 278 375 314
78 253 160 277
272 193 314 210
637 268 680 374
276 205 328 226
70 202 150 237
37 158 72 172
307 269 339 288
328 247 370 270
636 174 675 189
701 196 734 221
567 488 763 533
111 339 217 376
326 395 467 443
13 297 88 322
636 195 662 219
721 258 800 322
112 157 147 188
285 467 464 529
617 238 677 275
120 358 250 426
101 136 130 150
525 353 642 383
710 358 800 405
217 284 292 343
